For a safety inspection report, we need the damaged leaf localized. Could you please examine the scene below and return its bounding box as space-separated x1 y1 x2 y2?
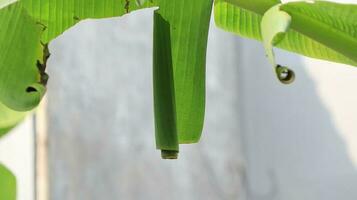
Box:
261 4 295 84
0 2 45 111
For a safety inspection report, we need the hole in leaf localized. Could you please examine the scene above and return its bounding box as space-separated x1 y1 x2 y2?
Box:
26 86 38 93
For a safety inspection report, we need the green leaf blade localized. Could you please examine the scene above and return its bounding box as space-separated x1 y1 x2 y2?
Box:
0 102 26 138
153 11 179 158
21 0 156 42
215 0 357 67
0 164 16 200
156 0 213 144
280 1 357 64
0 2 45 111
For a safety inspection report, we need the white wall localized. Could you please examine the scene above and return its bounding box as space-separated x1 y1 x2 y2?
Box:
235 39 357 200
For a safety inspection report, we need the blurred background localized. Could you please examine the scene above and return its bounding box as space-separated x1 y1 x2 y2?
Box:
2 0 357 199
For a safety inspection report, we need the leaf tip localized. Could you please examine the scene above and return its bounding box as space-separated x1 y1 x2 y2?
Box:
161 150 179 159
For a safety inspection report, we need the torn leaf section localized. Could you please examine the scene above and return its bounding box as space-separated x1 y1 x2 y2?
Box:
0 2 46 111
21 0 156 43
0 163 16 200
36 43 51 86
261 4 294 84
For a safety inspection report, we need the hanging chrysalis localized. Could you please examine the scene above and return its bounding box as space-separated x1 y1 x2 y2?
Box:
261 4 295 84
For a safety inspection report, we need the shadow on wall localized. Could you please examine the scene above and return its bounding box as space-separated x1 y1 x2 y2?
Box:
236 39 357 200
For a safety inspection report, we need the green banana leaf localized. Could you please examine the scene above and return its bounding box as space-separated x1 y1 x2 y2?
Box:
154 0 213 144
214 0 357 66
0 163 16 200
0 0 212 152
0 2 45 111
0 0 154 112
281 1 357 64
153 0 212 157
0 102 26 138
20 0 155 43
2 0 357 158
153 12 179 158
0 0 154 137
